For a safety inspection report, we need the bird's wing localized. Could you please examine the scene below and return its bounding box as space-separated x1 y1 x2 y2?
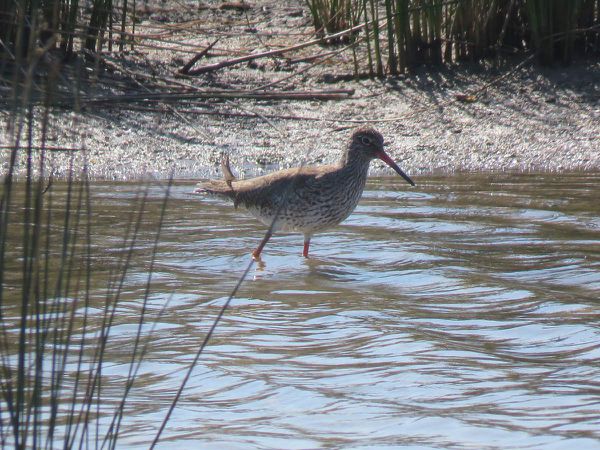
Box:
195 165 337 206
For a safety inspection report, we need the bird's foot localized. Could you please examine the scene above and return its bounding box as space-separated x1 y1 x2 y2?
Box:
251 252 266 270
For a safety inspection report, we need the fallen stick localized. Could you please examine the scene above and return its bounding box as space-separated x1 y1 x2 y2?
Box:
76 89 355 105
178 38 220 74
83 49 192 90
186 19 371 74
253 36 363 91
121 106 379 123
288 49 341 65
0 145 83 151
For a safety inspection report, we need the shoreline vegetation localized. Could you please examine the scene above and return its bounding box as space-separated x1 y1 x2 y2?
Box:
0 1 599 448
0 0 599 180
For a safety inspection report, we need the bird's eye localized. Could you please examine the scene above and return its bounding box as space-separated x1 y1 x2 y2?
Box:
360 136 372 145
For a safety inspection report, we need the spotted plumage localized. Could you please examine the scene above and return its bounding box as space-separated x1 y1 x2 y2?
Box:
194 127 415 259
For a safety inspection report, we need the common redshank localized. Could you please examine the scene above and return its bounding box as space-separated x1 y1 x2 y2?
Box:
194 127 415 259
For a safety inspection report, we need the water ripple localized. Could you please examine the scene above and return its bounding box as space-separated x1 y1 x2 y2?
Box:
4 174 600 449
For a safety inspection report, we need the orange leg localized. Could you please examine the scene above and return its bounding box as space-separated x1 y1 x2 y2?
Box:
302 235 311 258
252 230 273 260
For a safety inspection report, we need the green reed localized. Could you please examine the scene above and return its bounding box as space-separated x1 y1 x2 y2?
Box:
0 145 172 450
364 0 385 76
306 0 356 41
0 145 173 449
307 0 600 75
0 0 248 444
0 0 134 61
0 23 170 446
525 0 588 64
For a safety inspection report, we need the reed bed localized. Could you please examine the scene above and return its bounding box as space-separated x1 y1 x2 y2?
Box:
0 0 133 59
316 0 600 73
2 0 598 91
306 0 356 39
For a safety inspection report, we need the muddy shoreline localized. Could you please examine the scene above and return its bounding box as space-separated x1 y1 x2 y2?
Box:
1 1 599 181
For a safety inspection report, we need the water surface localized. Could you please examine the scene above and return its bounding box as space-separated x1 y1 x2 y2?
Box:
3 172 600 449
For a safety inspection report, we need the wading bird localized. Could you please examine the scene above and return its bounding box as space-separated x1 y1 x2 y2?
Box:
194 127 415 259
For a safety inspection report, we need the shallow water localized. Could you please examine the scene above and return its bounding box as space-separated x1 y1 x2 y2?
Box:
3 172 600 449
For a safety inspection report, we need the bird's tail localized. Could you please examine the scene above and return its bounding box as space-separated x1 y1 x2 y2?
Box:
221 153 236 187
193 153 237 199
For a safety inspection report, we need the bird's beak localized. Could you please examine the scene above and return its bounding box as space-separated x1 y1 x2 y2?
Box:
376 150 415 186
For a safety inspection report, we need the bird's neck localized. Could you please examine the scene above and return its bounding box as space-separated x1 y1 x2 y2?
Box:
340 148 372 175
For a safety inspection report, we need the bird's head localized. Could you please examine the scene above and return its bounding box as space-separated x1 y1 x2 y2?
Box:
348 127 415 186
